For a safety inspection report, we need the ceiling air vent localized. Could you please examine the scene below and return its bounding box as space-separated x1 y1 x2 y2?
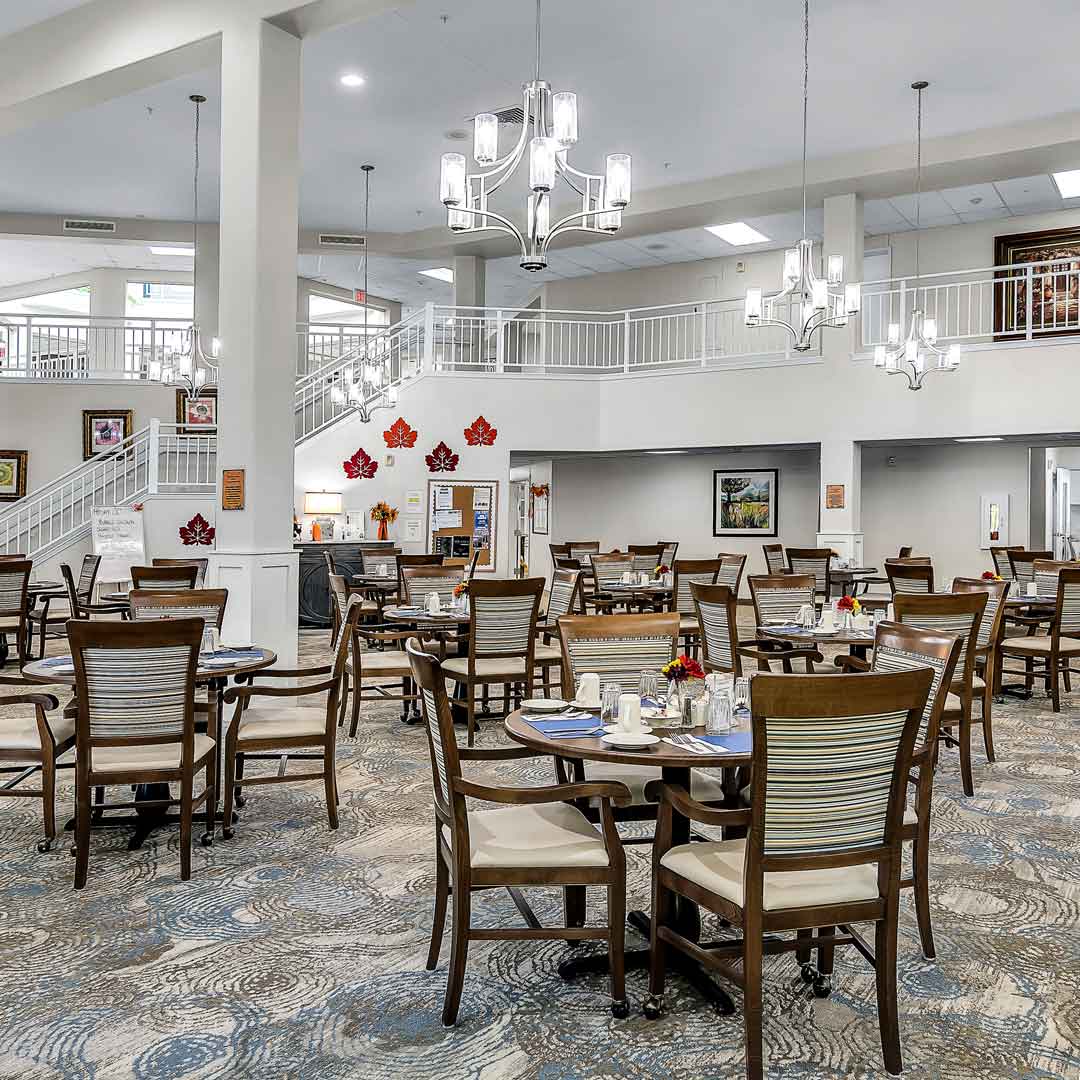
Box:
318 233 367 248
62 218 117 235
470 106 535 128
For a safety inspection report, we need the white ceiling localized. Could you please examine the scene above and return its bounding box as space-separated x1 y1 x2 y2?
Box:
0 0 90 38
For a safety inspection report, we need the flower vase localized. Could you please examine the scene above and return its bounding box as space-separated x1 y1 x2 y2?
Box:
377 519 389 541
667 680 685 726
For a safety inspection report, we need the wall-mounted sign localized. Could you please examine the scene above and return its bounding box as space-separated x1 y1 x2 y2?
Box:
825 484 845 509
222 469 245 510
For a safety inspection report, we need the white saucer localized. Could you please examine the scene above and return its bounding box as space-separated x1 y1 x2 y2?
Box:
603 723 652 734
522 698 568 713
601 731 660 749
570 699 602 711
220 641 254 650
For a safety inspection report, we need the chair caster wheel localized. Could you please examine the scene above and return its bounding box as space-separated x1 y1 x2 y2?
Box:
800 963 817 985
643 995 663 1020
610 999 629 1020
200 833 214 847
812 974 832 998
222 828 234 840
36 839 52 853
234 796 246 808
70 845 77 857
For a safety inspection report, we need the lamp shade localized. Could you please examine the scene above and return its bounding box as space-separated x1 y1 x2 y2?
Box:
304 491 343 515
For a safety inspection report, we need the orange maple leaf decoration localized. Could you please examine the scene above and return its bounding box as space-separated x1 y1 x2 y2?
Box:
179 513 215 546
343 447 378 479
383 416 418 449
464 415 497 446
425 441 459 472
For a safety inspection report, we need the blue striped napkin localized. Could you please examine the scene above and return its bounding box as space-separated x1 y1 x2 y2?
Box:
40 656 75 668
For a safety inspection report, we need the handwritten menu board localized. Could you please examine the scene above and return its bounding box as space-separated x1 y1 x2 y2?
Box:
91 506 146 583
427 480 498 571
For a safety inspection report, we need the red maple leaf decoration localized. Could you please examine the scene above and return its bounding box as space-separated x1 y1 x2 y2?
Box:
425 440 459 473
464 415 498 446
382 417 418 449
343 447 378 479
179 513 215 547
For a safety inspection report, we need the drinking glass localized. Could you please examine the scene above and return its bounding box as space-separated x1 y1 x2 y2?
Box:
706 690 733 736
200 625 215 655
797 603 815 630
733 676 750 710
639 672 658 705
600 682 621 727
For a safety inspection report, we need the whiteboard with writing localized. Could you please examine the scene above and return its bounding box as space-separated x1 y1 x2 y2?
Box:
91 507 146 583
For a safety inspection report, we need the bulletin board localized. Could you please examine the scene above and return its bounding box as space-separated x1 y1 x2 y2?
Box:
427 479 498 572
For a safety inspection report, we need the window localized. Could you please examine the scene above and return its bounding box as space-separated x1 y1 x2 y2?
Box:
308 293 389 329
2 286 90 318
125 282 194 320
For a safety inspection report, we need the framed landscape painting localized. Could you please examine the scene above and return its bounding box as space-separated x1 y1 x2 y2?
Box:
713 470 778 537
82 410 133 460
994 227 1080 340
0 450 27 502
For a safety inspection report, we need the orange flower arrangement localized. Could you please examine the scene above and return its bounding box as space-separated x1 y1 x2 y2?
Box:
369 500 398 541
662 654 705 683
452 581 469 599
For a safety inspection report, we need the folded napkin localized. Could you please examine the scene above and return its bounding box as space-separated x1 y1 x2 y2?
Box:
762 623 802 632
40 656 75 669
208 648 264 659
696 730 753 754
523 714 599 733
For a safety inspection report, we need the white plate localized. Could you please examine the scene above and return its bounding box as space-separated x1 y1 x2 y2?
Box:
603 723 652 734
642 706 679 721
200 657 240 668
601 731 660 749
220 641 254 651
570 699 602 711
521 698 568 713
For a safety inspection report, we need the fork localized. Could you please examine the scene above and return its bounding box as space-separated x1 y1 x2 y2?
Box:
669 733 711 755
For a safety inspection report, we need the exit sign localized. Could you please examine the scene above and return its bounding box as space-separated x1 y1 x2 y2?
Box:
354 289 366 303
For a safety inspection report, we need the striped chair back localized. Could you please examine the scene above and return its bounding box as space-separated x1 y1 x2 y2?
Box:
362 550 400 577
568 542 600 563
407 639 464 822
716 553 747 593
628 545 664 574
546 568 582 623
130 565 198 591
1058 568 1080 635
1031 559 1070 602
396 553 444 593
76 554 102 598
129 589 228 630
952 577 1010 651
672 559 722 615
786 548 831 597
691 583 739 675
885 560 934 595
401 567 460 608
152 558 209 587
893 591 987 690
558 613 678 696
762 544 786 575
659 542 679 568
990 546 1022 580
328 572 350 623
0 561 30 617
1008 550 1051 589
591 553 634 593
748 671 930 858
749 574 815 625
469 579 543 658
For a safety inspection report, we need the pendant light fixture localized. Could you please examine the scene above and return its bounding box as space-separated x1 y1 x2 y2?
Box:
438 0 632 272
151 93 221 395
873 81 960 389
744 0 860 350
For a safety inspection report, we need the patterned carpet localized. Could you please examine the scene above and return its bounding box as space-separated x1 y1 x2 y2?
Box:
1 624 1078 1080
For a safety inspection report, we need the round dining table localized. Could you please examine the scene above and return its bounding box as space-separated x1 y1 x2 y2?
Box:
758 624 876 660
23 646 276 848
505 708 752 1014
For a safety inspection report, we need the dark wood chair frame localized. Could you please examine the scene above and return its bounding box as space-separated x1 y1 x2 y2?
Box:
884 561 935 595
588 552 636 613
742 574 824 673
670 558 722 654
59 562 129 621
406 638 632 1025
785 547 833 606
0 560 32 668
645 669 934 1080
130 565 199 590
761 543 786 575
29 554 105 658
715 552 748 597
990 545 1023 579
691 582 742 677
152 557 209 586
952 577 1010 759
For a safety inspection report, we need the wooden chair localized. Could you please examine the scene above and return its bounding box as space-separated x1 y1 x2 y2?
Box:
130 565 198 590
406 639 631 1025
1000 563 1080 713
691 583 741 677
645 668 934 1080
885 560 934 595
0 554 26 561
327 567 378 642
549 542 571 561
29 554 103 658
892 591 986 797
0 675 66 852
401 565 461 609
566 541 600 562
220 595 363 838
466 545 483 578
0 560 31 668
1007 549 1052 594
761 543 786 575
835 622 963 958
129 588 229 628
896 546 914 560
361 548 401 579
441 577 544 746
59 561 128 621
716 552 748 596
67 617 215 889
951 577 1010 763
534 567 585 695
588 553 634 613
786 548 832 605
990 545 1023 580
152 557 209 586
553 556 582 571
659 541 680 568
628 543 665 574
397 552 443 594
671 558 722 654
743 574 823 673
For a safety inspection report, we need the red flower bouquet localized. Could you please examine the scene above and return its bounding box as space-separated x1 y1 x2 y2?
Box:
661 654 705 683
982 571 1002 581
654 563 671 578
836 594 861 615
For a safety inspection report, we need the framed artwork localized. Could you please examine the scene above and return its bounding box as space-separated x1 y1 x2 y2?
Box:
0 449 28 502
82 410 133 460
530 482 550 535
713 470 779 537
979 493 1010 550
177 388 217 433
825 483 845 509
994 227 1080 340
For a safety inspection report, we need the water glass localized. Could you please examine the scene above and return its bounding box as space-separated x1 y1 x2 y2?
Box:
706 690 733 736
200 625 216 655
797 603 815 630
733 676 750 710
639 672 658 705
600 682 621 726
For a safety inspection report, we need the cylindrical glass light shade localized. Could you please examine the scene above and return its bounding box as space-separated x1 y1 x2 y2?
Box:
887 322 901 346
148 360 162 382
552 92 578 147
874 345 887 368
845 282 861 315
745 288 763 324
177 352 193 376
331 383 346 405
388 385 399 405
193 367 207 389
923 317 937 342
905 339 919 367
597 208 621 232
811 279 828 310
783 247 800 284
529 137 557 192
605 154 631 208
440 153 466 206
448 207 470 231
827 254 844 285
947 344 961 369
473 113 498 165
528 194 550 241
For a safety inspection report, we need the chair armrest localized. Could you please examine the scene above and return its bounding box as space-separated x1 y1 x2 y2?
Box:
453 776 632 807
834 655 870 672
459 746 541 762
738 639 823 662
248 665 332 680
0 692 60 711
654 782 751 828
223 680 336 704
0 674 36 686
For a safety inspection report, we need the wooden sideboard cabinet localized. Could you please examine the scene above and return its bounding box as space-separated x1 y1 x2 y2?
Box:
295 541 396 627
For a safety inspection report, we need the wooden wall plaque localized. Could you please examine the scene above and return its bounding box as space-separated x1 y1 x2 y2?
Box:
222 469 245 510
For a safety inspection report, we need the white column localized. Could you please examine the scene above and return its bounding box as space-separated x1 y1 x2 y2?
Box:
823 193 864 360
452 255 486 308
817 438 863 565
208 17 300 666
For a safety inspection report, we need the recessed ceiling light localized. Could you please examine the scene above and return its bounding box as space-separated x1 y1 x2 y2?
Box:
419 267 454 283
645 450 688 455
149 245 193 257
340 73 366 88
954 437 1004 443
1052 170 1080 198
704 222 770 245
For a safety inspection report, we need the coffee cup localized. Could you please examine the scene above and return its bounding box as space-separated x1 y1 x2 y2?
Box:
621 571 633 584
1026 581 1037 598
576 672 601 708
379 563 389 577
639 572 651 586
618 693 641 732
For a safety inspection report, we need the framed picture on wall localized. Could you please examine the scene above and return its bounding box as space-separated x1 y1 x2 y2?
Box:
0 449 28 502
713 469 779 537
82 410 133 460
979 492 1010 549
993 227 1080 340
530 483 550 535
177 388 217 434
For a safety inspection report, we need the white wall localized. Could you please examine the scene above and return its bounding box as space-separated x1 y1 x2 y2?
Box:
551 449 821 591
860 443 1031 585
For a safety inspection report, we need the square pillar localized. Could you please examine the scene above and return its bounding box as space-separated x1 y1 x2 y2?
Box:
823 193 863 361
452 256 486 308
209 18 301 665
817 438 863 565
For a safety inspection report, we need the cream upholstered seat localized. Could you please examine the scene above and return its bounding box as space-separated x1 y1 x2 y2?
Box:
236 707 326 742
91 734 216 774
0 710 74 758
468 802 610 869
347 649 411 676
585 762 725 806
999 633 1080 654
660 837 879 911
442 655 530 679
533 643 562 663
678 614 698 634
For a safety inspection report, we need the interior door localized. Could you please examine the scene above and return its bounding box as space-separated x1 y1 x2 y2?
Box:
1054 467 1072 559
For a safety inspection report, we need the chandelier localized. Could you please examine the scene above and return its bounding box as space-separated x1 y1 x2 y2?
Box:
873 81 959 389
329 164 398 423
438 0 632 272
150 93 221 396
744 0 860 351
